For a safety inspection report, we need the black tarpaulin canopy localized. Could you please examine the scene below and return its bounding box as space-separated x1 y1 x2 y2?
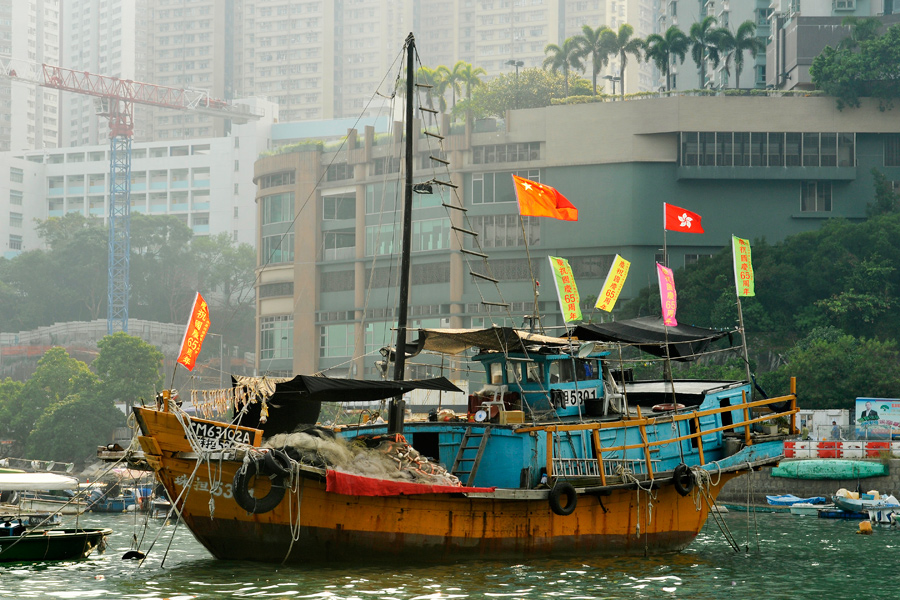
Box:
233 375 463 436
572 317 733 361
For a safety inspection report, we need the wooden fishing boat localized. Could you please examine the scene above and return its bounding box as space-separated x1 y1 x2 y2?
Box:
0 473 111 563
130 34 799 564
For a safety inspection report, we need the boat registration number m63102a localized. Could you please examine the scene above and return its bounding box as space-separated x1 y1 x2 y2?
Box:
550 388 598 408
189 421 254 451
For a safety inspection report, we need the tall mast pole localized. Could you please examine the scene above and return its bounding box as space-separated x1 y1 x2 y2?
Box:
388 33 416 434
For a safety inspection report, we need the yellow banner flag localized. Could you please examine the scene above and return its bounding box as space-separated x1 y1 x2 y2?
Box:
548 256 582 323
595 255 630 312
732 236 755 297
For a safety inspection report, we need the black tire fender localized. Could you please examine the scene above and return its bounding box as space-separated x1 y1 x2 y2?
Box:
673 463 694 497
263 448 292 478
232 457 286 514
548 481 578 516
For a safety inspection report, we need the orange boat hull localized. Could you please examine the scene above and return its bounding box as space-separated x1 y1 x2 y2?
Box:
136 408 737 563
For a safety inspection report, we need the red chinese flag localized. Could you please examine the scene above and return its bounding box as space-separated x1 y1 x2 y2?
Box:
176 292 211 371
664 203 704 233
513 175 578 221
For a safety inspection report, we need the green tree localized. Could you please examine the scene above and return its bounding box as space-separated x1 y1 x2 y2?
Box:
453 68 590 118
0 378 25 458
810 24 900 110
6 348 99 452
868 168 900 216
543 37 584 98
836 16 883 51
92 332 164 411
600 24 644 99
644 26 689 91
438 61 466 109
731 21 765 89
416 65 447 112
25 392 125 464
761 329 900 410
574 24 612 95
689 16 720 89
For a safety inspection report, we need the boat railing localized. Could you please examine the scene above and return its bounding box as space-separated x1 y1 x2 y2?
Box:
521 377 798 486
552 456 662 481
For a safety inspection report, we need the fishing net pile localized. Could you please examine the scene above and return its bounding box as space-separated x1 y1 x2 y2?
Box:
264 428 462 487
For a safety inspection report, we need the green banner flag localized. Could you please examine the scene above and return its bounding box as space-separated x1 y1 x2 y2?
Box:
548 256 582 323
732 236 755 297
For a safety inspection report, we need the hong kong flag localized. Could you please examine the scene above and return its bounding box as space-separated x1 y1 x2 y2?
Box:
664 203 704 233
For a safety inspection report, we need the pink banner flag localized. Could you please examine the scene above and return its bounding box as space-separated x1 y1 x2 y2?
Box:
656 263 678 326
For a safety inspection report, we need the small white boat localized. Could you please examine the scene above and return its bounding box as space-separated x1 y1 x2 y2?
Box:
790 502 835 516
866 499 900 524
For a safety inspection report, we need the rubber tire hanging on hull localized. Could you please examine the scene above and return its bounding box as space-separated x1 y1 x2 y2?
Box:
263 449 292 478
232 457 286 514
548 481 578 516
673 463 694 497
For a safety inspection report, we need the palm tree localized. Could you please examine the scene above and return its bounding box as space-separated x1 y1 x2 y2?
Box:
457 63 486 102
689 16 720 89
439 61 466 109
712 27 736 87
542 37 583 98
416 66 447 112
573 24 612 95
644 26 689 91
732 21 765 89
600 24 644 99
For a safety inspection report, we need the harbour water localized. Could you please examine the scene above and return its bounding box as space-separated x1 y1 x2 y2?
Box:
2 510 899 599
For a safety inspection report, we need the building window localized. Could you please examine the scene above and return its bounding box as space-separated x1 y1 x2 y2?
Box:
801 182 832 212
684 253 714 267
323 194 355 220
472 142 540 164
569 255 615 278
325 162 352 181
468 214 540 248
472 169 540 204
9 212 23 228
261 192 294 225
372 156 401 175
258 281 294 298
470 258 532 281
9 235 23 250
258 171 295 189
320 323 354 358
261 232 294 264
679 132 854 168
324 230 355 260
886 135 900 167
10 190 23 205
260 315 293 360
321 270 354 293
10 168 23 183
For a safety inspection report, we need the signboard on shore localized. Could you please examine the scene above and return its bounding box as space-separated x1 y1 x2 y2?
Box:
855 397 900 439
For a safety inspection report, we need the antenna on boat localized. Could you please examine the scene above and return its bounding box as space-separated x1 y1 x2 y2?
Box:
387 33 417 435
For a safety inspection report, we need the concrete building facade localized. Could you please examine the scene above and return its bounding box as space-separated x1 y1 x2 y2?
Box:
252 96 900 380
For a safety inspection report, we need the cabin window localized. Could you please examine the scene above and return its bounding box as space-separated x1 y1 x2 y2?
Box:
505 361 519 384
490 362 504 384
548 360 575 384
525 362 542 383
574 359 598 381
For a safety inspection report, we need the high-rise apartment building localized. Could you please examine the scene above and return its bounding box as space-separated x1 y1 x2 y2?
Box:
1 0 60 152
60 0 151 146
417 0 656 96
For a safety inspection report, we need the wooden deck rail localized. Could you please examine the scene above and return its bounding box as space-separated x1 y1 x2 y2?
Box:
526 378 798 479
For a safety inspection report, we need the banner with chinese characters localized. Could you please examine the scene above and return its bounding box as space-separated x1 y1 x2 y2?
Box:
176 292 211 371
595 254 630 312
548 256 582 323
732 236 755 297
656 263 678 326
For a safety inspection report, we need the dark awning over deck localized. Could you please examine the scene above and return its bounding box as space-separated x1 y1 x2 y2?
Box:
572 317 734 361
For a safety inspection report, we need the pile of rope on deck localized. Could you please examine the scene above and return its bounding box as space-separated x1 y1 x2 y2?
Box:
264 428 462 487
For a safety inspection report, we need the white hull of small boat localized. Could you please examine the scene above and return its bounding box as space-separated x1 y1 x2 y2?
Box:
790 503 835 516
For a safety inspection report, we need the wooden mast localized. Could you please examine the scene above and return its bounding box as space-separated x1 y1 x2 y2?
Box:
388 33 416 434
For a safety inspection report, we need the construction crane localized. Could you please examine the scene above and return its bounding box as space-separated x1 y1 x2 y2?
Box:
1 57 262 334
